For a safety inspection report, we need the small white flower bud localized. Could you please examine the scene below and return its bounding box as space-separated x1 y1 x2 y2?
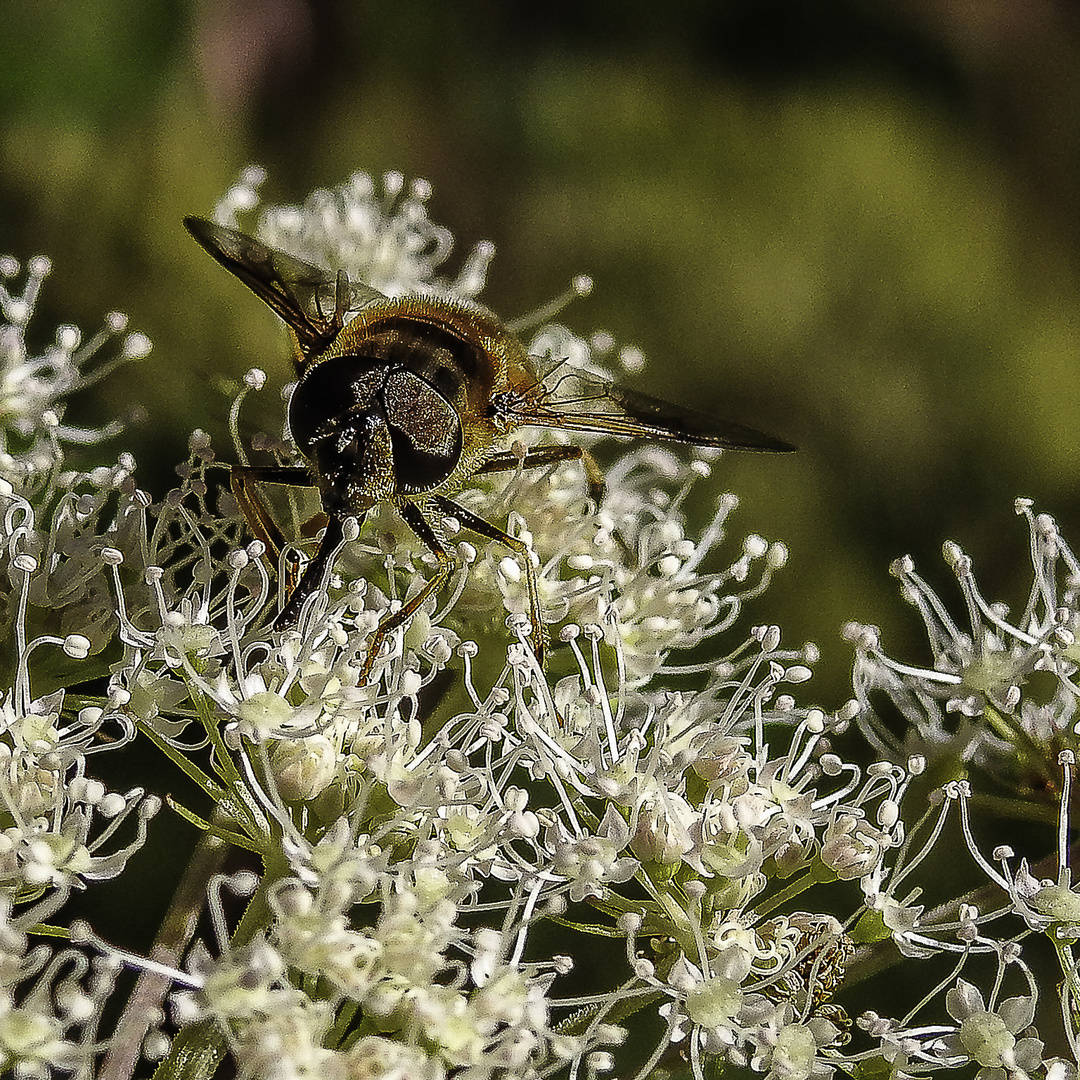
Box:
99 793 127 817
63 635 91 659
270 734 339 802
838 699 860 721
743 534 768 558
143 1032 170 1061
229 870 259 897
227 550 249 571
424 635 453 664
123 331 152 359
57 325 80 350
67 778 94 804
619 344 645 372
878 799 899 829
767 541 788 568
398 670 422 697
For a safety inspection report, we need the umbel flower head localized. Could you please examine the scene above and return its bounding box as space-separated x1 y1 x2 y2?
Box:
0 253 150 497
2 167 1075 1080
846 498 1080 794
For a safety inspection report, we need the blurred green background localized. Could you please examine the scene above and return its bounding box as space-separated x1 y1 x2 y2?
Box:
6 0 1080 711
9 1 1080 1061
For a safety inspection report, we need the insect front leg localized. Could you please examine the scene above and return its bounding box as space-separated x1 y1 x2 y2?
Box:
231 464 315 585
431 494 547 670
230 463 339 622
356 501 454 685
273 511 371 630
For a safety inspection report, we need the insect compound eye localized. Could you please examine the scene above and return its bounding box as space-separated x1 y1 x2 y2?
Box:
288 355 463 501
288 356 385 457
380 368 463 492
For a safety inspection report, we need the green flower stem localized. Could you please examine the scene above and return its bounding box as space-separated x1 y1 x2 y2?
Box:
109 829 230 1080
755 859 838 919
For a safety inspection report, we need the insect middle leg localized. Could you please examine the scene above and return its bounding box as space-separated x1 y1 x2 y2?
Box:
355 500 454 685
476 442 636 568
431 493 548 670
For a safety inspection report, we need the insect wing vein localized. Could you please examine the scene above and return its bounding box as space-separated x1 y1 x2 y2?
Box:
525 365 794 451
184 217 385 359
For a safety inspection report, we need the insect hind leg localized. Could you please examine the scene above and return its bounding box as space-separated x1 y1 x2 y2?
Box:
475 444 605 506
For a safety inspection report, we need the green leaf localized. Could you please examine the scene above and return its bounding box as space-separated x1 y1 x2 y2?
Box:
851 907 890 945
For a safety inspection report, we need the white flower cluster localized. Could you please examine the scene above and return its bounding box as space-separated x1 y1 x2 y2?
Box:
0 277 160 1074
2 169 1079 1080
845 498 1080 790
95 425 865 1077
213 165 494 300
0 253 150 497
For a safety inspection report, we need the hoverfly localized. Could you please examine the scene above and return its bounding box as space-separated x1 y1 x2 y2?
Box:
184 216 793 682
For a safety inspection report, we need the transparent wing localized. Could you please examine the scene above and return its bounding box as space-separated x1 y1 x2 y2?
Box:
183 217 384 359
518 364 795 452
